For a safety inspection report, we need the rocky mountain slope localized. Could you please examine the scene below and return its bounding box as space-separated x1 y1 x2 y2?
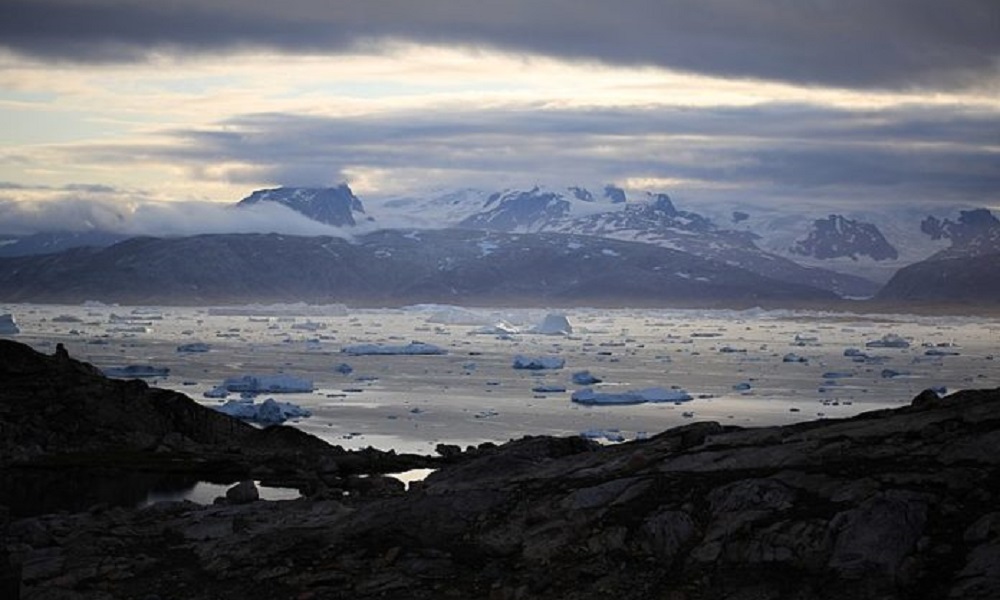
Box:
0 229 840 306
4 339 1000 599
875 209 1000 304
876 252 1000 304
791 214 898 261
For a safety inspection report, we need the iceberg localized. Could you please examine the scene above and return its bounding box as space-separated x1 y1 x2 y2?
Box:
342 341 447 356
0 314 19 335
512 355 565 370
215 397 311 425
530 313 573 335
571 387 692 405
222 374 314 393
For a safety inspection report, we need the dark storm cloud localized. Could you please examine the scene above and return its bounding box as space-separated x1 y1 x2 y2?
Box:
2 0 998 89
68 103 998 203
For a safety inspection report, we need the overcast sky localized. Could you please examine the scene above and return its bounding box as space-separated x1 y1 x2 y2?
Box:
1 0 998 233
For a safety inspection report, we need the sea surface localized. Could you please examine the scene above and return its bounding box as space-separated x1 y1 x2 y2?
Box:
5 303 998 455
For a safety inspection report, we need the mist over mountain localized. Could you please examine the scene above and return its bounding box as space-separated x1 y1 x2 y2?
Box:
237 184 371 227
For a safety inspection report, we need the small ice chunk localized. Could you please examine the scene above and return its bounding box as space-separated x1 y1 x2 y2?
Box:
513 355 565 370
532 385 567 393
176 342 211 353
865 333 910 349
571 370 602 385
203 385 230 399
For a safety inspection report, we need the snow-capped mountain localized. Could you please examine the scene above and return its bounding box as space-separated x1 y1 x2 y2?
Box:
413 186 878 297
790 215 898 261
236 184 370 227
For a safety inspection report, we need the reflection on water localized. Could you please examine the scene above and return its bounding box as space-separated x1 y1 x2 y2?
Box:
387 468 436 490
0 467 299 518
142 480 300 507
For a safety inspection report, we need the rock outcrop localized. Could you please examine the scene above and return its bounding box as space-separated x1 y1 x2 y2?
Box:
0 340 430 496
3 338 999 598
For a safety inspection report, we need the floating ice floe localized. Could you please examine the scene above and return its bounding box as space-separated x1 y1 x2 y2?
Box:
222 374 314 393
0 314 19 335
334 363 354 375
571 370 602 385
176 342 211 353
532 385 567 394
924 348 961 356
865 333 910 349
571 386 692 405
822 372 853 379
881 369 910 379
215 398 311 425
512 355 565 370
529 313 573 335
341 341 447 356
102 365 170 378
718 346 747 353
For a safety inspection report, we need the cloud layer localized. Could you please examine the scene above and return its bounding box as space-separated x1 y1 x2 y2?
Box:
3 0 999 89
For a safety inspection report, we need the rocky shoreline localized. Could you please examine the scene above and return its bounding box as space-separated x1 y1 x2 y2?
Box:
2 340 1000 599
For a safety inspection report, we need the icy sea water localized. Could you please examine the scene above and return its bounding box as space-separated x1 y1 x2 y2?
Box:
5 303 998 455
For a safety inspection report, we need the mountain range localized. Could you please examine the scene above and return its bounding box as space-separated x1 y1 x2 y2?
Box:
1 183 998 306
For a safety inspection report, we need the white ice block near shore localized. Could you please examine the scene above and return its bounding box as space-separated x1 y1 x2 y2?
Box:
215 397 311 425
571 386 692 405
222 374 314 393
341 341 447 356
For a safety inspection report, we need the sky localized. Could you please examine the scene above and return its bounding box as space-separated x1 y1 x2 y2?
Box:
1 0 998 234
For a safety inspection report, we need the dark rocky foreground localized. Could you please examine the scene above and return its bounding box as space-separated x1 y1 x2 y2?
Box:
2 341 1000 599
